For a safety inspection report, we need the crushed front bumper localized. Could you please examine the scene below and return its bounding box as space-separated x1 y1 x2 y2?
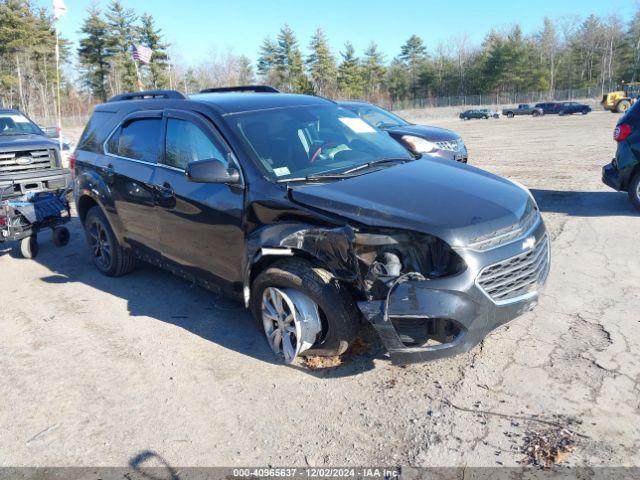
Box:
358 218 550 364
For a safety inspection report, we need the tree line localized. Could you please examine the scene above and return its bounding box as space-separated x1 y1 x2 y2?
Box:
1 0 639 121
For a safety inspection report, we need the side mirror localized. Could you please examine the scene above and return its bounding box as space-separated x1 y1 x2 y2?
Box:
185 158 241 184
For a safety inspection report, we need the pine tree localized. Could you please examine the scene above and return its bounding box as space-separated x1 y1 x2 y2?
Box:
275 25 311 93
306 28 337 96
106 0 138 93
337 42 363 99
386 58 409 103
78 4 113 101
257 37 278 84
139 13 170 89
399 35 427 99
362 42 386 97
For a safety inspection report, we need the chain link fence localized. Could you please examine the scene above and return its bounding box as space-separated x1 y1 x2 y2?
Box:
391 87 607 111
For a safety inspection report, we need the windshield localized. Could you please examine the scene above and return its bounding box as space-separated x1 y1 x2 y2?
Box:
228 104 413 181
0 112 42 136
351 104 409 128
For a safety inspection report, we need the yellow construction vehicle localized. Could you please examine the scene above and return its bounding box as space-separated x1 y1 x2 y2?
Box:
602 82 640 113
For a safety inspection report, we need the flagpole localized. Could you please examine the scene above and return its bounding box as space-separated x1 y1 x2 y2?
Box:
54 21 63 152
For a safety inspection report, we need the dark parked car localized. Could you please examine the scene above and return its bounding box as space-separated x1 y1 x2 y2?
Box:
535 102 591 115
459 109 489 120
602 100 640 210
73 88 550 366
0 109 70 199
339 101 467 163
502 104 544 117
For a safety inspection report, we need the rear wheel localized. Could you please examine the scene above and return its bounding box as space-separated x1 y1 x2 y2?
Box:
532 111 540 117
617 100 631 113
250 258 359 363
507 112 514 118
629 172 640 211
52 226 70 247
83 206 135 277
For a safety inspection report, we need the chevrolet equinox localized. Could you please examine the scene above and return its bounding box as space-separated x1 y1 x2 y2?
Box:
73 88 550 365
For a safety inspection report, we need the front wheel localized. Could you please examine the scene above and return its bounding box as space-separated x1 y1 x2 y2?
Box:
83 206 135 276
507 112 514 118
20 235 38 259
532 111 540 117
629 172 640 211
250 258 359 363
582 109 590 115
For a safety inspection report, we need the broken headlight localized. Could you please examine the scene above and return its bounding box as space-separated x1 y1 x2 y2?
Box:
354 230 466 297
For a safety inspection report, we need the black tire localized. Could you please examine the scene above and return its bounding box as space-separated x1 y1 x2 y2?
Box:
629 172 640 211
52 226 70 247
250 258 359 357
532 111 540 117
507 112 514 118
582 108 590 115
559 110 566 116
83 206 135 277
617 100 631 113
483 115 489 119
20 235 38 259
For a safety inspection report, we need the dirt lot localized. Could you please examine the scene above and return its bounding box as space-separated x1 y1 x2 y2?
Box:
1 111 638 468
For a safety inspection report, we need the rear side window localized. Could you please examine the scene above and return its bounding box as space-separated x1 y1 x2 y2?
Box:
106 118 162 163
165 118 227 170
77 111 116 153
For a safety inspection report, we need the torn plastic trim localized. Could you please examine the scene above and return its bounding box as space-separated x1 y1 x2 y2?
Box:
244 223 361 306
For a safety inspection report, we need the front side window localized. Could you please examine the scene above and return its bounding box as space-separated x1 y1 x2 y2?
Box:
0 112 42 136
229 104 413 182
354 105 408 129
107 118 162 163
165 118 226 170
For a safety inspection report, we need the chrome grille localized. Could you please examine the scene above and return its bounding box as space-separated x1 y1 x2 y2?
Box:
477 235 549 304
0 150 54 174
436 138 465 152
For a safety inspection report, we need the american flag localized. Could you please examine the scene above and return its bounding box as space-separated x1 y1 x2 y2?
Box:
132 44 153 64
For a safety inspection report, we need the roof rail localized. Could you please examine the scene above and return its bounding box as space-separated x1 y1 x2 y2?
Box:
199 85 280 94
107 90 186 102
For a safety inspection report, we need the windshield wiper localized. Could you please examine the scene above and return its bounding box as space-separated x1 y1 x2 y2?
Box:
340 157 409 175
275 157 411 184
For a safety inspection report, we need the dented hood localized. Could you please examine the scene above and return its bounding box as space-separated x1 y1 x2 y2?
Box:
289 158 531 247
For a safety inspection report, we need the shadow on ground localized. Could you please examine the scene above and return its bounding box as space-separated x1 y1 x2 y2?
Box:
11 218 379 377
531 189 637 217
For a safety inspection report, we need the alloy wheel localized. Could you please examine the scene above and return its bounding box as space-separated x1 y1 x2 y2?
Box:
261 287 322 364
88 220 112 270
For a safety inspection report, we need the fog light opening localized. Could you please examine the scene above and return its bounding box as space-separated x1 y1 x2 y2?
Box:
390 317 463 347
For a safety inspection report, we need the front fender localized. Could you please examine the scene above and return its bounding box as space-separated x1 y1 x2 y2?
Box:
243 223 360 306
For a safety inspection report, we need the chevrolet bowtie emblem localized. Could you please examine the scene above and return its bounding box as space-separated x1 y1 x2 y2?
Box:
522 236 536 250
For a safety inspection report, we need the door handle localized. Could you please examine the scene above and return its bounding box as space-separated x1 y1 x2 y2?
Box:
104 163 115 184
157 182 174 196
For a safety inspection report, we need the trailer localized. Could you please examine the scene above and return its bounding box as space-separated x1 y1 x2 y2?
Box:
0 182 71 259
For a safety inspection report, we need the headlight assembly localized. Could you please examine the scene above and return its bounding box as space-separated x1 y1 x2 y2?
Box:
401 135 437 153
354 230 466 295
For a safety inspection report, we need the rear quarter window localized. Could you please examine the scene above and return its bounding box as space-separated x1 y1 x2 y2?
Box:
77 110 116 153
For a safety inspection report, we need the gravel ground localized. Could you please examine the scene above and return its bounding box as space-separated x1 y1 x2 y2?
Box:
1 111 638 468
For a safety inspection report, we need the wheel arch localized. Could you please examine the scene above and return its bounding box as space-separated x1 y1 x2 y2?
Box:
243 223 363 307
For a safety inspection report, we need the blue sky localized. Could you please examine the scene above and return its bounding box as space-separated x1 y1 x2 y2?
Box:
40 0 637 65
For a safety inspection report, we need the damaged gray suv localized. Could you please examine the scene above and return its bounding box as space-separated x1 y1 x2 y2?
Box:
73 88 550 365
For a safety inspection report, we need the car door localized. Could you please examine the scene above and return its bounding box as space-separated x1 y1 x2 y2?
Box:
104 111 162 257
153 109 245 293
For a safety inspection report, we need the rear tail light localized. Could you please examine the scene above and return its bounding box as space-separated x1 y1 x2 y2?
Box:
614 124 632 142
69 152 77 171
